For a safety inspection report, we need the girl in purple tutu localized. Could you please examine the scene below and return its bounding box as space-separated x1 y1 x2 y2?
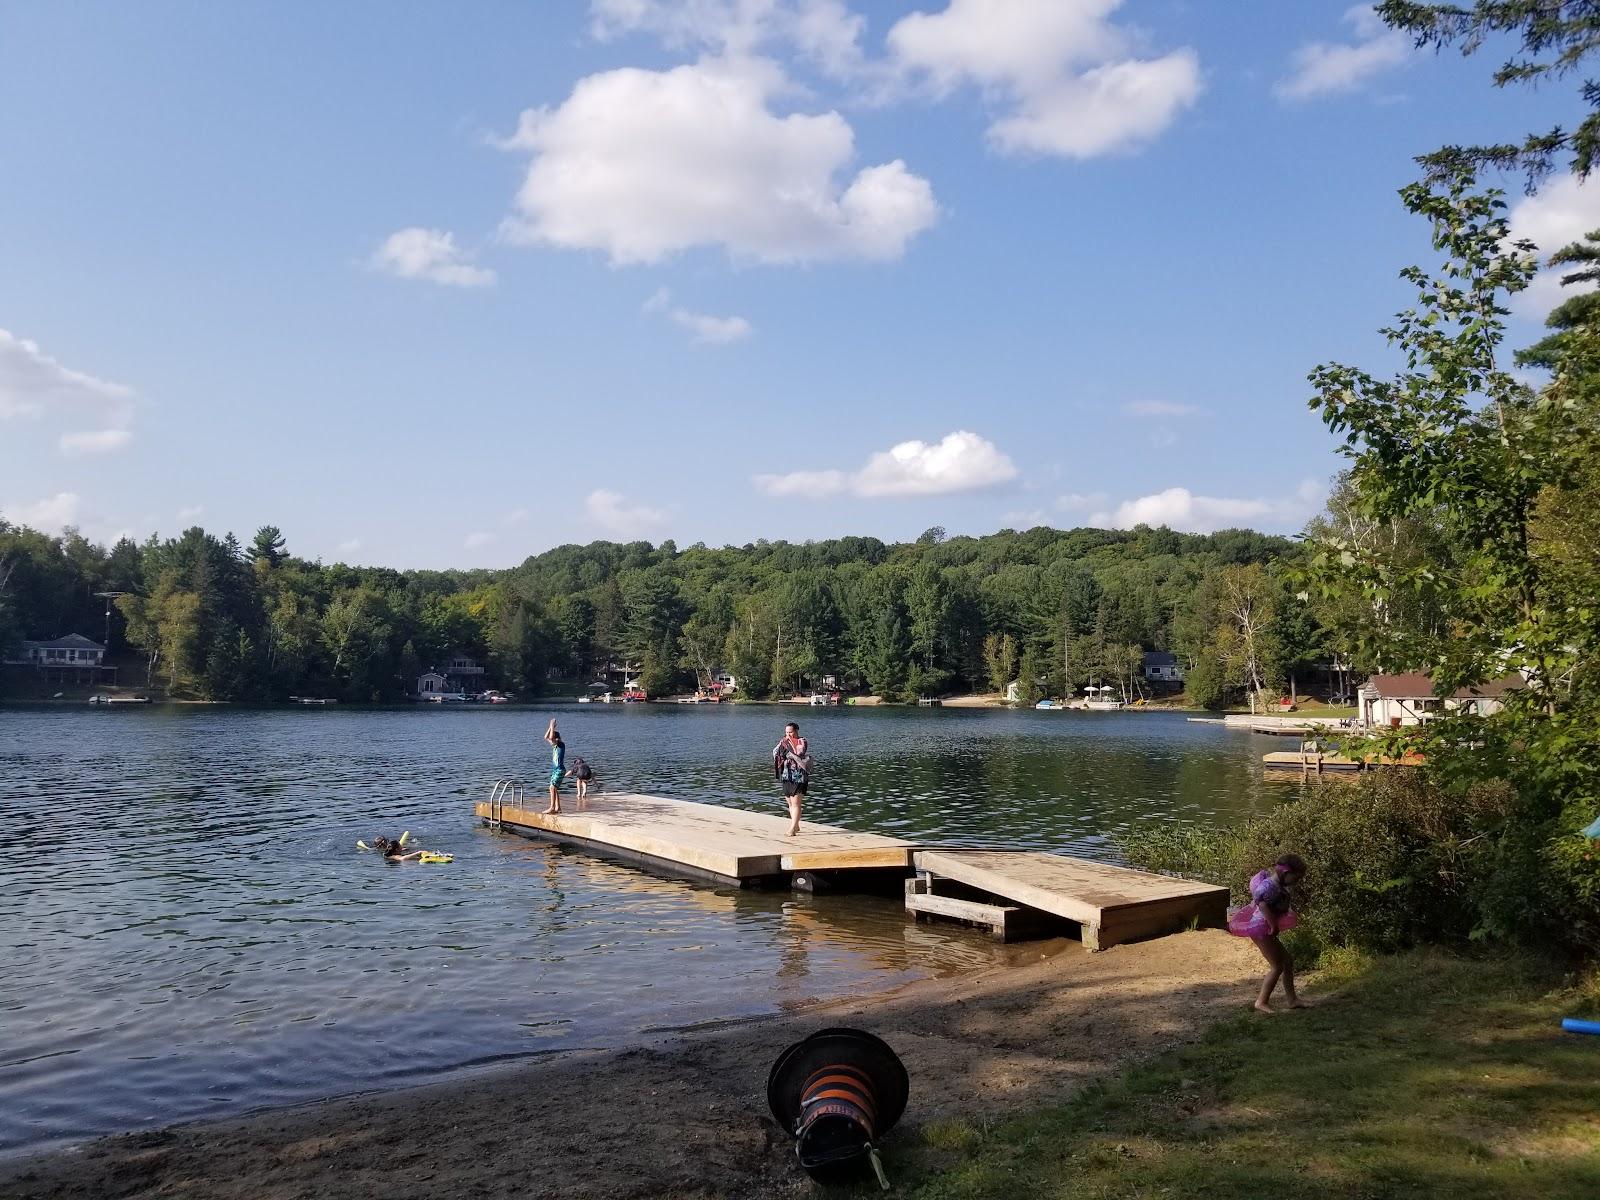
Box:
1228 853 1309 1013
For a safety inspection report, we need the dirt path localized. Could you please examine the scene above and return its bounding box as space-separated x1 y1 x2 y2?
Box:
0 930 1260 1200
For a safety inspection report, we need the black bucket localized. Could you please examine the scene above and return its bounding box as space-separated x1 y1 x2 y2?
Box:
767 1028 909 1185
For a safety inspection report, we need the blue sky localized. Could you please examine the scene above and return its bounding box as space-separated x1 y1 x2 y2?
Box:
2 1 1593 568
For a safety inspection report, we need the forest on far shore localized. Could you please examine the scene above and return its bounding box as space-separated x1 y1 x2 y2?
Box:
0 511 1353 708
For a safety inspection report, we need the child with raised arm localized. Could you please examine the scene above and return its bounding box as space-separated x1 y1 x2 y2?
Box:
543 718 569 815
1228 853 1310 1013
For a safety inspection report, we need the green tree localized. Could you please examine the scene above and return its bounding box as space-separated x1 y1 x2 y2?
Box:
1378 1 1600 182
251 525 287 569
1015 641 1043 706
982 632 1018 697
905 562 952 674
859 605 910 700
1304 171 1600 943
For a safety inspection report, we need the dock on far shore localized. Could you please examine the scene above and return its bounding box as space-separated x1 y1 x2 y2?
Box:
475 789 1228 952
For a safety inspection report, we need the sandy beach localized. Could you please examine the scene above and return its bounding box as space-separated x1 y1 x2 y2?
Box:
0 930 1261 1200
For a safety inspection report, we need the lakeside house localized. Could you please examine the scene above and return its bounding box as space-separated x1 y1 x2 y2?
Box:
1359 671 1523 728
1142 651 1184 685
416 670 451 698
2 633 117 685
415 650 486 699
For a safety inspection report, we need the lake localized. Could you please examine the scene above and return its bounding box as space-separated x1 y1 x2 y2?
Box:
0 702 1298 1155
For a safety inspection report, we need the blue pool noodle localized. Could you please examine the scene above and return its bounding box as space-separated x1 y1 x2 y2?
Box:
1561 1018 1600 1036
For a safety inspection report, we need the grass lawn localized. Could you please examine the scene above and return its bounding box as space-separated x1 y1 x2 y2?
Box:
890 950 1600 1200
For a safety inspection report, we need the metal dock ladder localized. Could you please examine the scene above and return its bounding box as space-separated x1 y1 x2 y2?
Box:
485 777 525 830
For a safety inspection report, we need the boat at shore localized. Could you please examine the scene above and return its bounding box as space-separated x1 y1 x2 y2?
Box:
87 694 151 706
1082 685 1123 711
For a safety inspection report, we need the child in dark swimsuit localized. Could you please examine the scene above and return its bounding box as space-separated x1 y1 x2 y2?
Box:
371 835 431 862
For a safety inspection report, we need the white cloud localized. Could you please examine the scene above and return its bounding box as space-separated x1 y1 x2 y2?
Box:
498 57 938 265
59 428 133 457
464 531 497 549
370 227 496 287
1124 400 1200 418
1090 480 1324 533
337 538 362 554
886 0 1201 159
755 468 852 498
503 507 530 525
1000 508 1048 527
755 430 1019 499
1055 491 1108 511
644 288 753 343
176 504 205 522
586 488 669 538
590 0 867 77
1508 175 1600 319
673 309 753 343
2 492 82 532
0 329 135 423
1275 5 1409 101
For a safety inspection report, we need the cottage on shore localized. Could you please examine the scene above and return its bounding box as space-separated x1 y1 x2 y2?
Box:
414 650 486 699
2 634 116 684
1359 671 1523 728
1142 651 1184 685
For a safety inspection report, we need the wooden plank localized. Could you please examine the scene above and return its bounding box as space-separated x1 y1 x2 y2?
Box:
477 791 917 881
1098 892 1230 948
906 889 1020 926
913 849 1226 929
780 846 914 871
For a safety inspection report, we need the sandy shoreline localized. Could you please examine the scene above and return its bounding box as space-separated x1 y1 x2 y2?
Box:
0 930 1261 1200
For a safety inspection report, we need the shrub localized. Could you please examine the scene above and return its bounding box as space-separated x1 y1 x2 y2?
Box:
1121 771 1595 956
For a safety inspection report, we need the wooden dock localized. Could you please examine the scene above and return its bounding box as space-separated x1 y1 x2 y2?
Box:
475 791 917 887
908 849 1228 950
1262 749 1424 771
476 789 1230 951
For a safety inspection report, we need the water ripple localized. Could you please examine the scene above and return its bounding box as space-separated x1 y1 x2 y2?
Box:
0 703 1291 1155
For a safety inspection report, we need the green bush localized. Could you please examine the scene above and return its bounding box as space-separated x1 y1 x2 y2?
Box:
1121 771 1596 956
1181 655 1230 711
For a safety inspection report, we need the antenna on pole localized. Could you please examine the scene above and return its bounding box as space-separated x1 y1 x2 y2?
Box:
94 591 130 650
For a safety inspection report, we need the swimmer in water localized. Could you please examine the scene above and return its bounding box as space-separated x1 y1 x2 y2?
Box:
370 835 436 862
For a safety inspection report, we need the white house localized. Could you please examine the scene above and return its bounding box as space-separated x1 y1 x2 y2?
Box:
1360 671 1522 728
713 670 738 694
416 671 450 697
445 651 484 679
3 634 113 683
1142 651 1184 684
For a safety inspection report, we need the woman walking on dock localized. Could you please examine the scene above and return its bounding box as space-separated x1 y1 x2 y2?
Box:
773 722 812 837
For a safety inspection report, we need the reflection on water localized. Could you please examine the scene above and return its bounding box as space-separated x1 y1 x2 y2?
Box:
0 703 1300 1154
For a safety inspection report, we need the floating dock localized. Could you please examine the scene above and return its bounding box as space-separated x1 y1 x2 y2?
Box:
1262 749 1424 771
476 790 917 888
908 849 1229 950
477 789 1232 951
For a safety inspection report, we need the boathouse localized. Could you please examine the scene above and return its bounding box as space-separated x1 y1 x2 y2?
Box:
1360 671 1522 728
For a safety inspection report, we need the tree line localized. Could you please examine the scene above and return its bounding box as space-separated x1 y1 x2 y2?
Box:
1 514 1362 706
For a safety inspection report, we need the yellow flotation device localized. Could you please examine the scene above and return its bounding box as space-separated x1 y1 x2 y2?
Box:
417 852 453 864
